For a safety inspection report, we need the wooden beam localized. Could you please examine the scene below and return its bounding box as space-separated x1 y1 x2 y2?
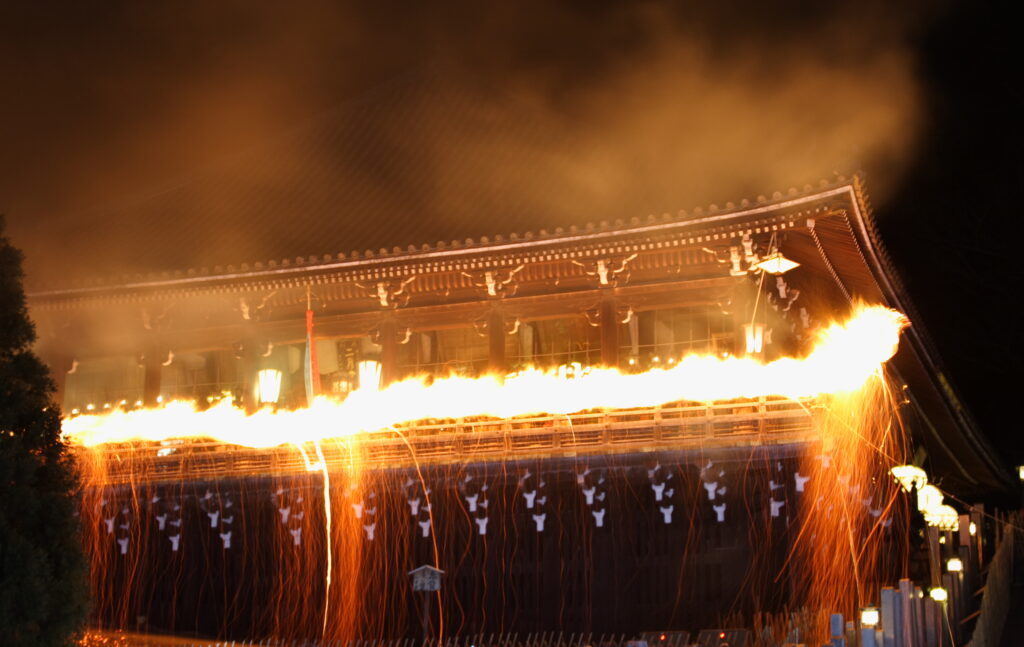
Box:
141 344 162 407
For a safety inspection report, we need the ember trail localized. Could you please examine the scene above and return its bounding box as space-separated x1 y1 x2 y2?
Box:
31 182 1006 645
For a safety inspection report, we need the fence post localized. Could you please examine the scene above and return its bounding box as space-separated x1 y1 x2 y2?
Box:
860 625 877 647
913 586 926 647
898 579 913 647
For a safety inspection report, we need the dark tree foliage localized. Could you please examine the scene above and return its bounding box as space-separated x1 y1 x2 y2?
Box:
0 215 89 645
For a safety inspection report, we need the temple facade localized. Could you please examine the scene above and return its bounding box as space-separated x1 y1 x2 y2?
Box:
27 178 1012 641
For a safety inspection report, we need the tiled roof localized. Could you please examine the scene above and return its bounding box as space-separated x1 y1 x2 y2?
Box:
28 176 852 298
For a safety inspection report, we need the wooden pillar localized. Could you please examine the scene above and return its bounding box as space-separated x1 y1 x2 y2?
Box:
40 349 73 409
599 296 619 367
488 308 506 375
731 279 749 357
379 317 399 386
141 339 164 407
927 526 942 588
239 327 259 413
34 316 78 409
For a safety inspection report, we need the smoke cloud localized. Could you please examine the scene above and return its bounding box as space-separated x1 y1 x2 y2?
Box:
0 1 928 288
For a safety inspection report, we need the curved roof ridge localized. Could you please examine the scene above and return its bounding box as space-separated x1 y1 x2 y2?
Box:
35 175 855 294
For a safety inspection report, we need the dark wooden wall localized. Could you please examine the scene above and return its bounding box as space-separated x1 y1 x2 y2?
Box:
85 446 907 642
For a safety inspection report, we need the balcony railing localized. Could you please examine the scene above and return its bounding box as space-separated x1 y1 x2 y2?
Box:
79 396 819 485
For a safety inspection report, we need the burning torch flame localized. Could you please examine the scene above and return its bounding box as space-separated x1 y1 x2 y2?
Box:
62 304 908 449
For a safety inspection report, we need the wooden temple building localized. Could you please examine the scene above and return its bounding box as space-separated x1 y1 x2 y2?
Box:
26 178 1014 640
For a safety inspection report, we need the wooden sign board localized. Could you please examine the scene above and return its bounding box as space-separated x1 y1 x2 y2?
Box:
409 565 444 592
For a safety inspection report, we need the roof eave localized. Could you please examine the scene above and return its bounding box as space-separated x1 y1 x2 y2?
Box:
844 178 1015 495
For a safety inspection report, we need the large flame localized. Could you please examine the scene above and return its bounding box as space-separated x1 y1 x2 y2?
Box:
62 304 908 449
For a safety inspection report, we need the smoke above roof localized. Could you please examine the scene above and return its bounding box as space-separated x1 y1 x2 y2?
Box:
1 1 927 288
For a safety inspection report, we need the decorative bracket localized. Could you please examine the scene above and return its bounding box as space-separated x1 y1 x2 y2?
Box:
357 277 417 309
371 325 412 345
140 303 176 332
461 265 525 298
571 254 637 287
584 302 633 327
237 290 277 322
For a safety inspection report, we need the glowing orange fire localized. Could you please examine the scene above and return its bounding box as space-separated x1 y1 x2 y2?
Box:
62 304 908 449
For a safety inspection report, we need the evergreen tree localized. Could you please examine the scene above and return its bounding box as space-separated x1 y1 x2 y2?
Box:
0 215 89 645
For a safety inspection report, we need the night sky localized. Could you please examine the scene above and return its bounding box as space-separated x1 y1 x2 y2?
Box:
2 2 1021 460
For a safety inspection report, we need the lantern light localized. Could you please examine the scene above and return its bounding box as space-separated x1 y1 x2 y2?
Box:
860 607 880 628
744 323 765 354
917 484 944 513
891 465 927 493
924 504 960 531
257 368 283 404
929 587 948 602
969 522 977 536
358 360 382 392
947 557 963 572
753 250 800 274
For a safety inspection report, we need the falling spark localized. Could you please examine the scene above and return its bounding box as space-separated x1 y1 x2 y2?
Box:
314 441 333 639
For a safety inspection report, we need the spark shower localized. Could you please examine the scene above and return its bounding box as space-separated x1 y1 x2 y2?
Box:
67 304 912 644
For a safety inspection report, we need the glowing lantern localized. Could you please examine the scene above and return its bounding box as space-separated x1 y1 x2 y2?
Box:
744 323 765 354
257 369 283 404
891 465 927 493
969 522 977 536
860 607 880 628
358 360 382 391
917 484 943 512
924 504 960 531
947 557 963 572
929 587 948 602
754 250 800 274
